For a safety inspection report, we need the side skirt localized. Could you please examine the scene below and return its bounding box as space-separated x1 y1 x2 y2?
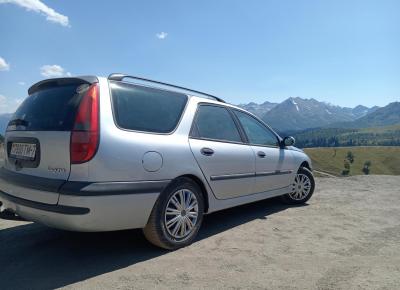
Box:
206 185 291 214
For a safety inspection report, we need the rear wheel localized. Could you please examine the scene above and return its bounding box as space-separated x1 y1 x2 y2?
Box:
143 177 204 250
281 167 315 204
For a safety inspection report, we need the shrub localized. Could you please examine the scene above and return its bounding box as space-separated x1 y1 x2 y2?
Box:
362 160 372 175
342 159 351 176
346 151 355 163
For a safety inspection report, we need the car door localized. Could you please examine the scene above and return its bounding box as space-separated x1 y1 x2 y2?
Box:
189 104 256 199
233 109 295 193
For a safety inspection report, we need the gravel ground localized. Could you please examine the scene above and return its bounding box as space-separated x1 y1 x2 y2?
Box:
1 175 400 290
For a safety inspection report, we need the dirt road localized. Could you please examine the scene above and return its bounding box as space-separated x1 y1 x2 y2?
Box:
1 175 400 290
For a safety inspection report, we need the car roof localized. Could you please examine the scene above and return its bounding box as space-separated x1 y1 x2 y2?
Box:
107 73 226 103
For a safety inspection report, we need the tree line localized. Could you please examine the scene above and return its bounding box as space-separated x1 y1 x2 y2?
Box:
293 127 400 148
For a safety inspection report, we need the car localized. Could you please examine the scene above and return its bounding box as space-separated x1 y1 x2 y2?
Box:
0 74 315 249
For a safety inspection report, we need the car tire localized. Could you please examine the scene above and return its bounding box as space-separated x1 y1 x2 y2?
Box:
281 167 315 204
143 177 204 250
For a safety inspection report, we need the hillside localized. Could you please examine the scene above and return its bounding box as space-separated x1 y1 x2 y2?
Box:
304 146 400 176
351 105 379 119
339 102 400 128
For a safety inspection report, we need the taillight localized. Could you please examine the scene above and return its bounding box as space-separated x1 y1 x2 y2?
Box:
70 83 99 164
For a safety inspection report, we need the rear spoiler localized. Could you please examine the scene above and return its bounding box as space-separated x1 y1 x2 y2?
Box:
28 76 98 95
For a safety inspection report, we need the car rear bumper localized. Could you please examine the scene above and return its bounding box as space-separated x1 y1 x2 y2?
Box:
0 190 161 231
0 168 169 231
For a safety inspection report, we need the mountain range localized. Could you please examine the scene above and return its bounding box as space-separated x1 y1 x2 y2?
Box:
326 102 400 129
239 97 399 133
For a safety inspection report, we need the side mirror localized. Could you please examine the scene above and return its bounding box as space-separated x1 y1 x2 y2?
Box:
283 136 295 147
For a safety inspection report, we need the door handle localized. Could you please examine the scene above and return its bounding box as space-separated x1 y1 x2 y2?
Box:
257 151 266 158
201 147 214 156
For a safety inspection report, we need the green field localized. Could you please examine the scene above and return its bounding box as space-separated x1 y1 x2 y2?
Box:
304 146 400 176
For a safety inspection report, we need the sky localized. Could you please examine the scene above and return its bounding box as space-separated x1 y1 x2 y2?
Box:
0 0 399 113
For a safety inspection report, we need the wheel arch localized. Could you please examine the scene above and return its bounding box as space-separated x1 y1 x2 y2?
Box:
169 174 210 213
300 161 311 171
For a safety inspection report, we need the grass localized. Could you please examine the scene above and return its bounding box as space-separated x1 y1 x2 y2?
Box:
304 146 400 176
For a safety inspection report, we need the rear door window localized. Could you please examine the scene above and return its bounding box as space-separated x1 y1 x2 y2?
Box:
110 81 188 133
9 83 89 131
191 105 242 143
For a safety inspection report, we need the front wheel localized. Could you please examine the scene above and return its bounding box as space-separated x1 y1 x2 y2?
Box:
143 177 204 250
281 167 315 204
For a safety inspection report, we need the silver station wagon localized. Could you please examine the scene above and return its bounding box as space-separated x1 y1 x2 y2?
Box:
0 74 315 249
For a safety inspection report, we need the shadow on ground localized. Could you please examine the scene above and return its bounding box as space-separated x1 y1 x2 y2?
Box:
0 198 303 290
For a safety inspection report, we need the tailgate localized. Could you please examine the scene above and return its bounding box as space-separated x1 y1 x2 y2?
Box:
1 77 97 204
3 131 71 204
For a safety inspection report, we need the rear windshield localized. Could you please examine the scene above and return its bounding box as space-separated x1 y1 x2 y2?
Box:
8 83 89 131
110 81 188 133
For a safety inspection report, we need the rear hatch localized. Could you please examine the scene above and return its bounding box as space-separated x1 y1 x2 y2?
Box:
3 77 98 204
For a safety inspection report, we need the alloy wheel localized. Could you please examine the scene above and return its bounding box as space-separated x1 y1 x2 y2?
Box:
289 173 312 201
164 189 199 240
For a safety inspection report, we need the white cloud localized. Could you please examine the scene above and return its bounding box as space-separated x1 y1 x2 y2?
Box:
40 64 71 78
0 0 70 27
0 56 10 71
156 32 168 39
0 94 22 113
18 81 25 86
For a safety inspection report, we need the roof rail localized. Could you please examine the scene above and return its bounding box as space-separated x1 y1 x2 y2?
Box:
108 73 225 103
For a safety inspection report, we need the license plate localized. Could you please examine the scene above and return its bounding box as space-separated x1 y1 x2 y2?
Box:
10 143 37 160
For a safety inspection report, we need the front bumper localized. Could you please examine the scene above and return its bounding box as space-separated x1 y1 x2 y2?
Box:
0 168 169 231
